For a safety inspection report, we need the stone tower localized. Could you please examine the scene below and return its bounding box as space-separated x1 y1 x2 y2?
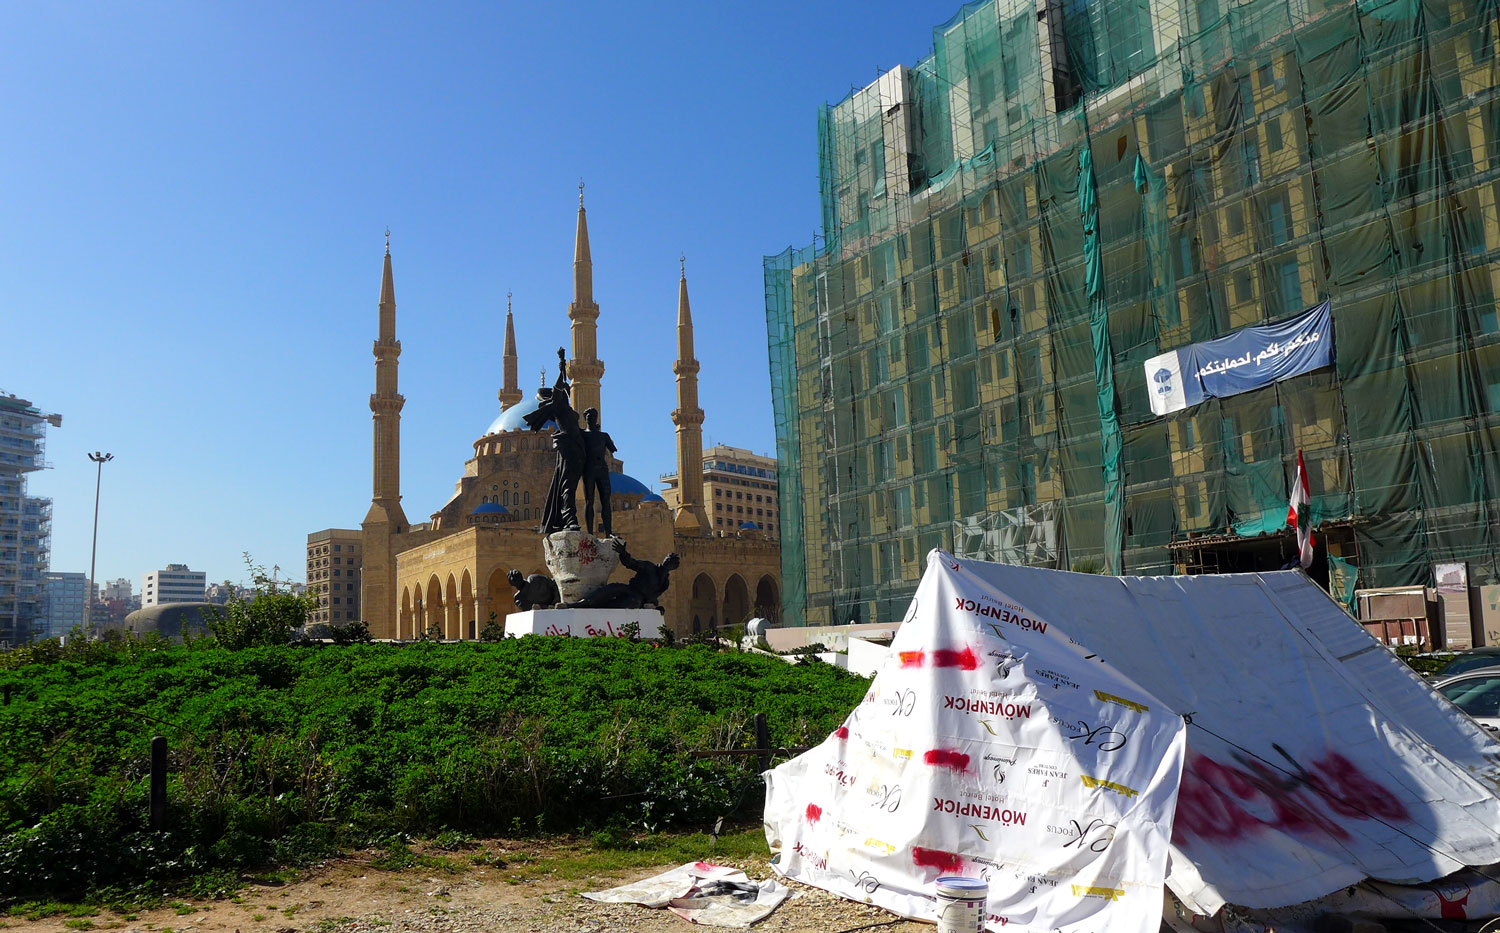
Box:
499 293 522 411
361 235 408 639
568 184 604 417
671 258 711 535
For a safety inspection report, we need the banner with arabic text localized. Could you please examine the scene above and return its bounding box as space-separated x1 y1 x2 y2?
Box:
1145 301 1333 416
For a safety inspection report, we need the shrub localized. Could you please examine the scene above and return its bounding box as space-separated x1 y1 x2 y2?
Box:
0 637 867 899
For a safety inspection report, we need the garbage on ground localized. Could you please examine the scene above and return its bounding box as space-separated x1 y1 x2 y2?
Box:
582 860 791 928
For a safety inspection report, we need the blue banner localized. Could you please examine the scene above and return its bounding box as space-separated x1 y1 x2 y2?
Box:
1145 301 1334 416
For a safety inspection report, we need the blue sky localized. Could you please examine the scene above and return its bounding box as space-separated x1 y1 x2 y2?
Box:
1 1 950 587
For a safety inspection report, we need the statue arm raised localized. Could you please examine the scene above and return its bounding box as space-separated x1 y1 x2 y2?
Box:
611 539 647 571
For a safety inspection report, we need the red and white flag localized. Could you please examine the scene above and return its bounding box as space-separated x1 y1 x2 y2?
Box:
1287 450 1315 569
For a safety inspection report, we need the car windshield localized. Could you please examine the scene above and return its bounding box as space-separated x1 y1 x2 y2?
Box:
1439 675 1500 719
1435 655 1500 678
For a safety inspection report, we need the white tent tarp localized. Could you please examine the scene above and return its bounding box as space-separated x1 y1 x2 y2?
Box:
764 552 1500 933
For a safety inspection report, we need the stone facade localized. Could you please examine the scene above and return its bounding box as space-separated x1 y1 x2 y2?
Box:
354 195 780 640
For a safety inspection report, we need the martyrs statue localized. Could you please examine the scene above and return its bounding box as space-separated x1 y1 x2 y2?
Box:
508 570 559 611
581 407 617 537
524 348 585 534
566 540 680 609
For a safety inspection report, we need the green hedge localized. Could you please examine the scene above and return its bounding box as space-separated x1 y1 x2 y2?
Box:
0 638 867 899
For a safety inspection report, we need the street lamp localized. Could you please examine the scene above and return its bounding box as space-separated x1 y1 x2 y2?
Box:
86 452 113 632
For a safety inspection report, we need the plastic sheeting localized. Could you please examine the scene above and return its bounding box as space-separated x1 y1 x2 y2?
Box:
764 550 1187 933
765 553 1500 930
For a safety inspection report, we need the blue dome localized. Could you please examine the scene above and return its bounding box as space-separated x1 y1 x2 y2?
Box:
485 395 554 435
640 492 665 503
472 502 508 515
739 521 761 530
609 471 653 497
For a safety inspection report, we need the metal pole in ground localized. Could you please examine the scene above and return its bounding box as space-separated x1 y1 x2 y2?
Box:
86 452 113 635
754 712 771 774
150 735 166 831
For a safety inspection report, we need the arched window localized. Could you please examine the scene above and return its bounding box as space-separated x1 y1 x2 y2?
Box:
524 491 531 504
502 490 510 506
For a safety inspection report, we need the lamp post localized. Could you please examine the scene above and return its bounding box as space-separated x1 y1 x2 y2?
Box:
86 452 113 632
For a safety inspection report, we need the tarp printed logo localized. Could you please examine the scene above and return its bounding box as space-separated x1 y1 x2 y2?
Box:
1094 690 1149 713
867 782 903 812
1071 884 1124 901
990 648 1025 679
945 694 1032 718
1062 818 1118 852
986 751 1018 782
953 597 1049 633
933 797 1029 826
1055 717 1128 751
793 842 828 871
884 688 917 716
1082 775 1140 798
824 764 856 787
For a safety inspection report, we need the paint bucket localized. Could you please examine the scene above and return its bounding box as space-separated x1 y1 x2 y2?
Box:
935 875 988 933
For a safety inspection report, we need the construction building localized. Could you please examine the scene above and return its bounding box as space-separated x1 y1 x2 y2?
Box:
0 394 59 646
765 0 1500 628
661 445 782 538
306 528 362 625
348 195 780 640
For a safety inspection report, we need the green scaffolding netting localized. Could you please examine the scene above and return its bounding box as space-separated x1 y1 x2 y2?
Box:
766 0 1500 627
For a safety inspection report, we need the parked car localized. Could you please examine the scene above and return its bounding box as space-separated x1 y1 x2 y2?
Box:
1432 646 1500 679
1433 669 1500 730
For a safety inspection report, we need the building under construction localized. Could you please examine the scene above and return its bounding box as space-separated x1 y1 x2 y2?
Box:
765 0 1500 628
0 394 59 646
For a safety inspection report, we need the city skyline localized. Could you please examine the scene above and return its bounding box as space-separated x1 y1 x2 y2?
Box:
1 1 948 585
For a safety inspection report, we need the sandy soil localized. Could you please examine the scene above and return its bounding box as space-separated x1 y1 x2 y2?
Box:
1 840 928 933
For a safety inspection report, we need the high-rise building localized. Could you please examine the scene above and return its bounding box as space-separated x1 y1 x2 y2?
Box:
0 394 60 645
662 446 781 538
141 564 207 607
766 0 1500 627
43 571 87 637
306 528 362 625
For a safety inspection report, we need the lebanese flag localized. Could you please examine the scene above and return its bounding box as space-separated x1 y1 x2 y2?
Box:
1287 450 1315 569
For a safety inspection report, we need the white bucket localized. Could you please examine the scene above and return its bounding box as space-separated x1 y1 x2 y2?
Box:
935 875 988 933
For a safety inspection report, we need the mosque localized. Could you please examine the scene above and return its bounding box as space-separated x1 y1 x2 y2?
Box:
355 192 781 640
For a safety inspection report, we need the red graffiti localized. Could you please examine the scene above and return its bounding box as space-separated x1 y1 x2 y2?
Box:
805 803 823 825
833 725 849 740
912 847 965 873
924 748 972 773
899 650 926 668
932 647 980 670
1435 885 1470 920
1173 747 1411 845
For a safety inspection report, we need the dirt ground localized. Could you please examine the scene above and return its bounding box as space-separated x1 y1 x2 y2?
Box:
0 838 929 933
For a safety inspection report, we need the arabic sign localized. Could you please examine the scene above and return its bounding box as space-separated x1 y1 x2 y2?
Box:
763 552 1186 933
1145 301 1333 416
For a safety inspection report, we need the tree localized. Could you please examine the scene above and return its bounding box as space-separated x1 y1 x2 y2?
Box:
206 553 317 650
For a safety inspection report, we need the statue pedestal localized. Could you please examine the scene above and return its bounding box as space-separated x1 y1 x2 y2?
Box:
543 530 621 604
505 608 662 639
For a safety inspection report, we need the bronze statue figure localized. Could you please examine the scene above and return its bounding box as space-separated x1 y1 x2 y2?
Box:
567 540 679 609
509 569 560 611
581 407 616 537
525 348 585 534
